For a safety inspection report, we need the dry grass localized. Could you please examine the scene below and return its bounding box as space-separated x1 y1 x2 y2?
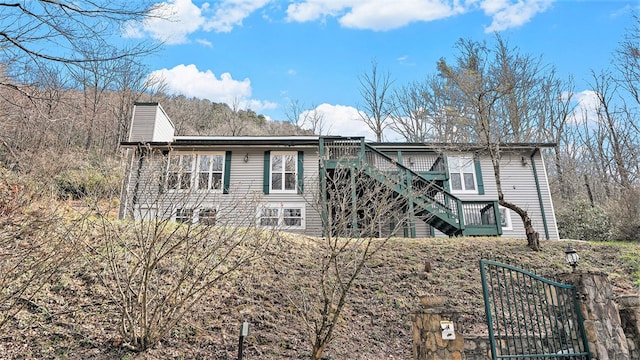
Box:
0 233 638 359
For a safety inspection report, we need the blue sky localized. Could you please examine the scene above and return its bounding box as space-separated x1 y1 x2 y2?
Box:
125 0 638 139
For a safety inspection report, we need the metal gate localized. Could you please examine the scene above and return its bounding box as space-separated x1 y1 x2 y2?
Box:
480 259 591 359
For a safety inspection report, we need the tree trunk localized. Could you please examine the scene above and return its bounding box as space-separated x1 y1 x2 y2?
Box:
312 343 327 360
502 200 541 251
523 213 541 251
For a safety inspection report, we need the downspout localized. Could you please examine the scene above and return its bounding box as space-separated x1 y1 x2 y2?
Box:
530 148 550 240
319 138 329 237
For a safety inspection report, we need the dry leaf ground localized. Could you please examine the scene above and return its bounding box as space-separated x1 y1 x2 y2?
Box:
1 234 638 359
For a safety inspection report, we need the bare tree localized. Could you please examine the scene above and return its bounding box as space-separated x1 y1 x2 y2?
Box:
587 70 637 189
284 99 329 135
82 152 277 351
284 99 306 129
436 35 560 250
358 60 394 141
0 1 158 92
538 74 576 202
390 75 469 142
615 14 640 106
287 164 418 359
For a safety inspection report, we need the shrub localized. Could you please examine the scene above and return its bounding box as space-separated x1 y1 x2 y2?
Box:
0 168 75 328
556 199 612 241
608 187 640 242
55 164 121 200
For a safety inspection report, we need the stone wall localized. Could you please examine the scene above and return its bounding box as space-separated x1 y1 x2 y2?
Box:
617 295 640 360
412 296 467 359
558 271 630 360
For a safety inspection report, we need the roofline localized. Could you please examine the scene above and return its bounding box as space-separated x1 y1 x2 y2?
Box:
368 142 557 150
175 135 319 141
120 136 321 148
120 136 556 150
173 136 320 146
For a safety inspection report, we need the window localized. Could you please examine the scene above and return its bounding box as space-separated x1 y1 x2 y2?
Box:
259 207 280 226
198 208 217 225
167 152 226 191
258 203 305 229
175 208 193 223
197 154 224 190
448 155 477 193
271 152 297 192
499 206 513 230
283 207 302 227
167 154 194 190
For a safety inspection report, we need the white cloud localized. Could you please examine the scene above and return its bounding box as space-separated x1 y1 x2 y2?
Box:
299 104 397 140
203 0 272 32
300 104 370 138
125 0 553 44
124 0 206 44
285 1 348 22
340 0 464 30
149 64 277 112
286 0 553 32
567 90 600 125
481 0 553 32
299 103 404 141
196 38 213 47
286 0 464 31
125 0 270 44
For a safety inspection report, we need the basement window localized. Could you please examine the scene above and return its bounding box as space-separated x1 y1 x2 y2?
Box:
258 203 305 229
499 206 513 231
175 208 194 223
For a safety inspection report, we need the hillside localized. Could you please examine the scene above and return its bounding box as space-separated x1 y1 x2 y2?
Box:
1 233 638 359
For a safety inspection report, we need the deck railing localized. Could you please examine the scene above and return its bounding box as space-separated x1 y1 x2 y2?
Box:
322 138 361 160
463 201 498 226
362 144 459 216
320 137 500 236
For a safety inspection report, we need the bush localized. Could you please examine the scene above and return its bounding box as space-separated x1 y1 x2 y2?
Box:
55 164 121 200
608 188 640 242
0 168 75 329
556 199 612 241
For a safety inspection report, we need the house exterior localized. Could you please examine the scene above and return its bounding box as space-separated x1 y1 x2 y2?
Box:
119 102 560 240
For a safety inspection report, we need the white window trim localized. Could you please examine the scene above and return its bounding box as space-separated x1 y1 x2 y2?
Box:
499 206 513 231
167 153 195 191
257 202 305 229
167 152 226 193
448 155 478 194
269 151 298 194
195 152 225 192
174 208 195 224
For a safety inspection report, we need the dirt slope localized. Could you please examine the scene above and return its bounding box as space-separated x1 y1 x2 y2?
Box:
1 236 637 359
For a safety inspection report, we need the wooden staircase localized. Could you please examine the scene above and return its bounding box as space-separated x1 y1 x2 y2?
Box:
320 137 501 237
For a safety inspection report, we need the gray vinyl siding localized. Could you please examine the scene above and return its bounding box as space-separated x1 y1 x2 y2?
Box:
533 151 559 240
414 222 431 238
227 146 322 237
121 145 323 237
488 151 558 241
432 151 559 240
128 104 175 142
